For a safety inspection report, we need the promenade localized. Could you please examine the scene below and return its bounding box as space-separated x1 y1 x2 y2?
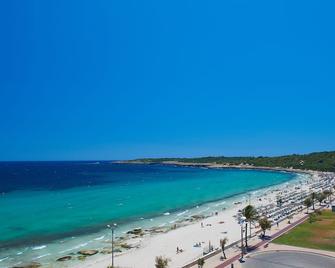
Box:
216 213 308 268
186 207 311 268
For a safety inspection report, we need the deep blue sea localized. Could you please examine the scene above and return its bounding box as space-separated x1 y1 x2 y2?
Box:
0 161 299 266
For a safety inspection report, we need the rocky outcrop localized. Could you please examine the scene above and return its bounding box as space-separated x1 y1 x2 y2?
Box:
12 262 41 268
78 249 99 256
120 243 132 249
56 256 72 261
126 228 143 235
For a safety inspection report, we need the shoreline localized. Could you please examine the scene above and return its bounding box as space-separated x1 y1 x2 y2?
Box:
0 170 297 251
70 170 317 268
118 160 313 175
0 168 319 268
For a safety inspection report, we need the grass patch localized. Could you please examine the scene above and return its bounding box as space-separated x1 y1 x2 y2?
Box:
273 210 335 252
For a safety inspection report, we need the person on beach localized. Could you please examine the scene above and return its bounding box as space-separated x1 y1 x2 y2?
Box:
176 246 179 253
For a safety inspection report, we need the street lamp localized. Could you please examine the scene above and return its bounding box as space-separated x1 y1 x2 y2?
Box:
239 216 246 262
107 223 117 268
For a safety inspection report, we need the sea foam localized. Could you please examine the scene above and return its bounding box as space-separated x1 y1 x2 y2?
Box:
32 245 47 250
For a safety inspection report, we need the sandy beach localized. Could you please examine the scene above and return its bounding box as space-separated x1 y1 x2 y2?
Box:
70 169 329 268
76 203 245 268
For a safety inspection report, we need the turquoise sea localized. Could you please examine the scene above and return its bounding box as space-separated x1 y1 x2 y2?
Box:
0 162 301 266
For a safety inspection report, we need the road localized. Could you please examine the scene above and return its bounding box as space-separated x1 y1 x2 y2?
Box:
241 251 335 268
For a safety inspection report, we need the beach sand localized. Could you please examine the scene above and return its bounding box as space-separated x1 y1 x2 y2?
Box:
73 172 316 268
74 204 244 268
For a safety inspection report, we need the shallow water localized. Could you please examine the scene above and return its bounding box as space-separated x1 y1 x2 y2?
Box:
0 162 298 266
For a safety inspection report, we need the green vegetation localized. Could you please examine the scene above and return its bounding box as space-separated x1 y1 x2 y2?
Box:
134 151 335 172
273 210 335 252
308 212 317 223
316 192 326 205
220 237 228 259
259 217 271 237
323 189 333 201
242 205 259 247
155 256 170 268
197 258 205 268
310 192 317 210
304 198 312 213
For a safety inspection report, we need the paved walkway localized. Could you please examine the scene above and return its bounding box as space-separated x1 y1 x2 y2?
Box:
240 250 335 268
185 204 334 268
215 213 309 268
186 208 311 268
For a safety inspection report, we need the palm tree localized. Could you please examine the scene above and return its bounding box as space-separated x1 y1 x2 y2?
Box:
323 189 332 203
242 205 258 248
310 192 317 210
316 192 326 206
331 187 335 202
258 217 271 237
304 198 312 213
155 256 170 268
197 258 205 268
220 238 228 259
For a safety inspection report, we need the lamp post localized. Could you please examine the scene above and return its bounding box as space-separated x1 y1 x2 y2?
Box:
239 216 246 262
107 223 117 267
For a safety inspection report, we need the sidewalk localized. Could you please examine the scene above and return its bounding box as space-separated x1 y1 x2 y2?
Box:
215 213 308 268
186 208 310 268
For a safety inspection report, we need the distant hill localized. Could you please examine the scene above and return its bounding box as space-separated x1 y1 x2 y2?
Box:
133 151 335 172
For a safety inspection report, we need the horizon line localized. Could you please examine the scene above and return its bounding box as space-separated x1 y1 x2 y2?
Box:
0 149 334 162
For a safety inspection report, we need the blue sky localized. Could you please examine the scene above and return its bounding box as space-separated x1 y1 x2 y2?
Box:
1 0 335 160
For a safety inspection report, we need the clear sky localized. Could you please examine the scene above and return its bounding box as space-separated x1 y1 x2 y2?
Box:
1 0 335 160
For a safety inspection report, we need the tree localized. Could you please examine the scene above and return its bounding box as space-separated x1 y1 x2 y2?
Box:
331 188 334 202
316 192 326 206
310 192 317 210
197 258 205 268
323 189 332 202
220 238 228 259
138 151 335 172
155 256 170 268
304 198 312 213
242 205 258 248
258 217 271 237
